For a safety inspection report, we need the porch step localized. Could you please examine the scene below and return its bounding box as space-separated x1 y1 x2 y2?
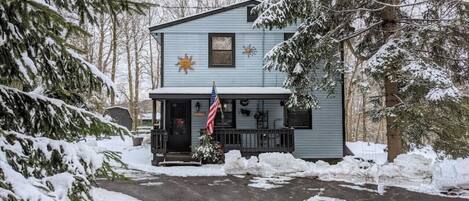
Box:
159 161 201 166
165 152 198 162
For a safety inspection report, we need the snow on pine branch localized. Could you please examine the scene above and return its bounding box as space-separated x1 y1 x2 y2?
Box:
367 33 462 102
67 49 115 89
0 1 127 98
0 85 129 140
0 130 108 201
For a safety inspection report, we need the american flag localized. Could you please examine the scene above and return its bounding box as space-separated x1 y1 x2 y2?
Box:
206 82 220 135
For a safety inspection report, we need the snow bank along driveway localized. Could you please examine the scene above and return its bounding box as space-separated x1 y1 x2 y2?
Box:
223 150 469 198
92 136 468 199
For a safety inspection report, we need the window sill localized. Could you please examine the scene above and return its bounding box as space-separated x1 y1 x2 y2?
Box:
287 126 312 130
208 65 236 68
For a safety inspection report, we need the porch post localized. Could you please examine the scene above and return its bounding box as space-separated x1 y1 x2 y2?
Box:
152 99 157 129
160 100 165 129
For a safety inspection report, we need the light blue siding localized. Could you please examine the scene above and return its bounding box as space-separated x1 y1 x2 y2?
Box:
155 6 298 33
156 3 343 158
294 87 344 158
163 32 285 87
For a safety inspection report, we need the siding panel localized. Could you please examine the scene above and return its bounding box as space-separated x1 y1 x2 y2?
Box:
155 7 298 33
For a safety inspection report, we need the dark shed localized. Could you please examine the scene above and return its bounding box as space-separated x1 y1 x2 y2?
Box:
104 106 132 130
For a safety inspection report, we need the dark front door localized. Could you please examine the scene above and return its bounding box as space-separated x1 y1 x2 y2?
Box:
166 100 191 152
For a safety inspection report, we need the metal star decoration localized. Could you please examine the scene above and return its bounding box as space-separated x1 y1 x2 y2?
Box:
176 54 195 74
242 44 257 57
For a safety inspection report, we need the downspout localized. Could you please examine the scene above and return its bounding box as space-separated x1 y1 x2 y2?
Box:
262 28 265 88
261 28 266 127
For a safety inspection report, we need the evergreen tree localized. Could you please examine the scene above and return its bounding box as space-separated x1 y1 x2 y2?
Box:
253 0 469 160
0 0 145 200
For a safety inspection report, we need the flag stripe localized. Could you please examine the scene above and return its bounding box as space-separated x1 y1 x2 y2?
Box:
206 83 220 135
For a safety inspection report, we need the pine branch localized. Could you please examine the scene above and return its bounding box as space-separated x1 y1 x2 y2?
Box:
0 85 129 140
372 0 429 8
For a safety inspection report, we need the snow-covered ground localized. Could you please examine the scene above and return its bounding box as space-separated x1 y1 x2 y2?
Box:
88 136 225 177
306 195 345 201
91 188 141 201
92 136 469 199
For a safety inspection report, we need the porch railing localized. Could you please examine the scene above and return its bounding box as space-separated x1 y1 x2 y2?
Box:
151 129 167 154
201 128 295 155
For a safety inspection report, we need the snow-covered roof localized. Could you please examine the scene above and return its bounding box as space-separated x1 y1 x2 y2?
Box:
105 106 129 110
150 87 289 94
149 87 291 100
139 113 161 120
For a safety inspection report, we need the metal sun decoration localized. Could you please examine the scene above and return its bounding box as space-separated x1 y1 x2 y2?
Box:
242 44 257 57
176 54 195 74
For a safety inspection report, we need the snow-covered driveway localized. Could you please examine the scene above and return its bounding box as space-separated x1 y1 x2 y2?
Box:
96 173 467 201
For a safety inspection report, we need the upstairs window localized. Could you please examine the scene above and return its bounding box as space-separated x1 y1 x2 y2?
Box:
209 33 235 67
284 33 294 40
247 6 258 22
285 107 312 129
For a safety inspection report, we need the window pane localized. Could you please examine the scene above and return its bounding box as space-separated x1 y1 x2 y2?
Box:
286 108 311 128
216 100 234 128
211 51 233 66
212 36 232 50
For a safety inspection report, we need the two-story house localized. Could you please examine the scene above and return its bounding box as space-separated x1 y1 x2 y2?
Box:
148 0 345 165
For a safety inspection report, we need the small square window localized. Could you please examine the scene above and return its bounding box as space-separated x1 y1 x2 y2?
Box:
284 33 294 41
247 6 258 22
285 107 312 129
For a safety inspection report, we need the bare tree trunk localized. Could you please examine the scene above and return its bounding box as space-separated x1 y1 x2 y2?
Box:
376 117 384 143
361 71 367 142
148 9 156 90
382 0 402 162
97 14 105 71
110 13 118 105
155 44 160 89
346 95 354 141
362 91 367 142
124 17 134 131
345 59 360 141
355 113 361 141
133 31 140 131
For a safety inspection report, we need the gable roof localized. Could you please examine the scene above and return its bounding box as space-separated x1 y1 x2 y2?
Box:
149 0 260 32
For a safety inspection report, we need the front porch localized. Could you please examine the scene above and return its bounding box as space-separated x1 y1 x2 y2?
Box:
148 87 295 166
151 128 295 165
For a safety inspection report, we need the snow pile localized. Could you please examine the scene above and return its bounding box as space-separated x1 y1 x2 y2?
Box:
306 195 345 201
339 184 384 194
248 176 293 189
432 158 469 191
223 150 308 177
223 151 469 197
346 141 387 164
